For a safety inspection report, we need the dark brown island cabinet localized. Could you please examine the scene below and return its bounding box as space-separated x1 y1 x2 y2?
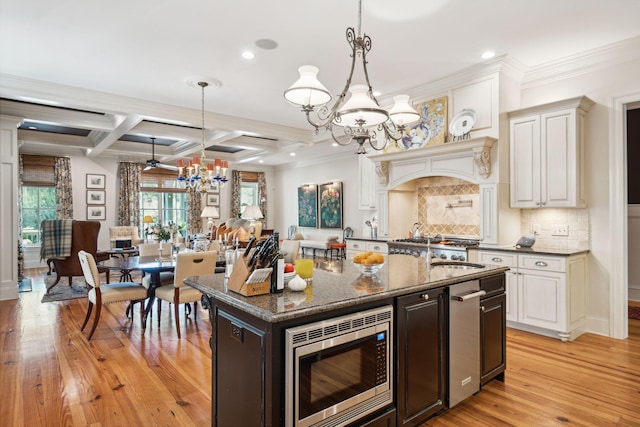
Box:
190 259 508 427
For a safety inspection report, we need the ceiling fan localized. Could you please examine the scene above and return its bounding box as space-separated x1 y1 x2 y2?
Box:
144 137 177 171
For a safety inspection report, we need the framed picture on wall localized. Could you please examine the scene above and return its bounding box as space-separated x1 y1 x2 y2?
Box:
206 193 220 206
298 184 318 228
86 173 106 189
319 181 343 229
87 205 106 221
86 190 105 205
209 180 220 194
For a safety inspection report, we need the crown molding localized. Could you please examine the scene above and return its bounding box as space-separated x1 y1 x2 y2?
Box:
522 36 640 89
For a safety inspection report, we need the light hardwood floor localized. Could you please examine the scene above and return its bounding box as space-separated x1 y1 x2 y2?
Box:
1 268 639 426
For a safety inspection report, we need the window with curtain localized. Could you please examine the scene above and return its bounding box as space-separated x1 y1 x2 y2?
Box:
20 155 57 245
140 167 187 232
231 170 267 225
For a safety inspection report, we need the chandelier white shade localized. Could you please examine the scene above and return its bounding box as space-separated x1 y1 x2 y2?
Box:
284 0 419 154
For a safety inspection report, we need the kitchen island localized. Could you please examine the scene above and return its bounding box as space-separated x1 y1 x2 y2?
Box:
186 255 509 427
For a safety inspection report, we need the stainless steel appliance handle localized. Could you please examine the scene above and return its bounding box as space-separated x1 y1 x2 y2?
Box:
452 290 486 302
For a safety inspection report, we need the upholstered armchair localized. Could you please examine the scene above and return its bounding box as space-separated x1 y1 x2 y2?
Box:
109 226 143 248
44 220 110 294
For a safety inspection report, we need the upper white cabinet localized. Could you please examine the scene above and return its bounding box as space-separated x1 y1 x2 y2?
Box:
358 155 377 210
509 96 593 208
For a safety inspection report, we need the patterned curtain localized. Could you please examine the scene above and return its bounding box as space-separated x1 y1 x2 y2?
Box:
257 172 267 227
231 170 241 220
186 186 202 235
54 156 73 219
117 162 141 226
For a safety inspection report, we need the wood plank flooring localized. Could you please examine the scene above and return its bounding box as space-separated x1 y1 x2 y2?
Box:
1 268 639 426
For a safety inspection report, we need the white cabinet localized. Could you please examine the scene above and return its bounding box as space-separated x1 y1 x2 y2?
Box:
509 96 593 208
346 239 388 262
358 155 376 210
476 250 586 342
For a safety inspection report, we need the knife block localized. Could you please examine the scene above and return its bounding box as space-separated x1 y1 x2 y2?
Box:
227 255 271 296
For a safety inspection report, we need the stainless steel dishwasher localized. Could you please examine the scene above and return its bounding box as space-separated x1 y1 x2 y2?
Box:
449 279 486 407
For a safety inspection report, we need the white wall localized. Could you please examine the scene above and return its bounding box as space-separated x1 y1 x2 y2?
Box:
273 154 368 240
520 55 640 337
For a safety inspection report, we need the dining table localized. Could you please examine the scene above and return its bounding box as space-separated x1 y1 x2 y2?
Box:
98 254 226 334
99 255 176 333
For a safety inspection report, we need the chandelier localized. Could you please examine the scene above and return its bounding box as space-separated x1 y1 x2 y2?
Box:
284 0 420 154
176 81 229 192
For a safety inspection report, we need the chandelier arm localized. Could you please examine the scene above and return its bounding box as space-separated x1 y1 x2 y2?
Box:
331 126 354 146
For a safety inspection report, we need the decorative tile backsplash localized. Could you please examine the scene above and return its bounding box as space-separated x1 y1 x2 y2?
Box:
416 177 480 237
520 208 590 250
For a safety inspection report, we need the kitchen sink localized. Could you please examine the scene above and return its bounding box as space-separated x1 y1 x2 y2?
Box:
430 261 485 270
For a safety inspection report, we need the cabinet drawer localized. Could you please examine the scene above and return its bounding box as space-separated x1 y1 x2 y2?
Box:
367 242 388 254
477 251 517 268
347 240 366 251
518 254 565 272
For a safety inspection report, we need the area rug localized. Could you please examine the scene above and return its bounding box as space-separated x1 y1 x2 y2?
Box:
18 278 32 293
629 306 640 320
41 276 88 303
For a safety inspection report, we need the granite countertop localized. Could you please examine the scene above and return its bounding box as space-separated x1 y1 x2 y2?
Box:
185 255 509 324
471 245 590 256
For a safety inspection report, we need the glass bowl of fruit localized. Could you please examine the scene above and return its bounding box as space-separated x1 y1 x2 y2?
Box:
352 252 385 277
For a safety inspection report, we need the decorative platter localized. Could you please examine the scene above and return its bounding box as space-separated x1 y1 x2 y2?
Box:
449 109 477 137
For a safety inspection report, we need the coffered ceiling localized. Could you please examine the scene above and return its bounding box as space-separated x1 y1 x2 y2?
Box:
1 0 639 168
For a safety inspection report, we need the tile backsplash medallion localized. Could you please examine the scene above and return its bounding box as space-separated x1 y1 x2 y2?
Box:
416 176 480 237
520 208 590 250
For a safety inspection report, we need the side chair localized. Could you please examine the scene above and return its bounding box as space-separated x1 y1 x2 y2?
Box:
77 250 148 340
154 250 218 338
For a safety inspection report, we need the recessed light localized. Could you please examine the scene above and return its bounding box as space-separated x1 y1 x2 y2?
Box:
290 152 296 156
332 142 338 147
242 51 255 59
481 51 495 59
258 159 264 163
373 91 382 97
28 126 37 130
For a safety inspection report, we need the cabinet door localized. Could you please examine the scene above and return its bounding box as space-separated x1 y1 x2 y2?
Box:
215 310 266 427
518 269 566 330
541 109 577 207
396 288 446 426
505 270 518 322
480 293 506 384
359 155 376 210
510 114 541 208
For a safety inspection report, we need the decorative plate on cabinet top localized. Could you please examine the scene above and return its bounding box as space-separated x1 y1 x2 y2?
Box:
449 109 477 137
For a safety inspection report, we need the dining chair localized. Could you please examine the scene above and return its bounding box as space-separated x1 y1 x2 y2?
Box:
138 242 174 288
154 250 218 338
281 239 301 264
77 250 148 340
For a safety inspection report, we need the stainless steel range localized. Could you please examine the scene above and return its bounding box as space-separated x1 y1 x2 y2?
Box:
388 236 480 261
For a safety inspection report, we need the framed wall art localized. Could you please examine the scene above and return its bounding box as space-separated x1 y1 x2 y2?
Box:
209 180 220 194
86 173 106 189
399 96 448 149
87 205 106 221
206 193 220 207
86 190 105 205
319 181 343 229
297 184 317 228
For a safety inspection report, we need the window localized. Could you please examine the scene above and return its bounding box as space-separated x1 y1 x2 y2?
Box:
240 181 259 214
22 187 56 245
140 168 187 232
21 154 57 245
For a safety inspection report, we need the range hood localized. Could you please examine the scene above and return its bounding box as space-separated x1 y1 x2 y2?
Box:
368 137 496 188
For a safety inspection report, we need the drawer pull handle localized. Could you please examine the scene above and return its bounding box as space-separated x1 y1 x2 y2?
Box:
373 245 380 250
535 261 548 267
491 257 503 262
421 294 429 301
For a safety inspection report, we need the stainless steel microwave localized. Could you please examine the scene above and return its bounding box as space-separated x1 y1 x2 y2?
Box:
285 305 393 427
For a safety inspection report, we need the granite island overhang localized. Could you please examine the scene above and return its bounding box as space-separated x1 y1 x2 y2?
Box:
185 254 510 323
